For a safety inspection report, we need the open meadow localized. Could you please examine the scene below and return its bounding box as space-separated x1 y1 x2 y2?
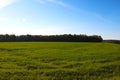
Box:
0 42 120 80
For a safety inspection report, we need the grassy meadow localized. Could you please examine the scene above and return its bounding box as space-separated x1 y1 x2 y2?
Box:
0 42 120 80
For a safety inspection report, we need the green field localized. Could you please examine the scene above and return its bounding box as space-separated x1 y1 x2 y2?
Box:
0 42 120 80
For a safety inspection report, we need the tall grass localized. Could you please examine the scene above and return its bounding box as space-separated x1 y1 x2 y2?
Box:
0 42 119 80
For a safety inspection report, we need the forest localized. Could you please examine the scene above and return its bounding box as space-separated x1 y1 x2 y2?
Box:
0 34 103 42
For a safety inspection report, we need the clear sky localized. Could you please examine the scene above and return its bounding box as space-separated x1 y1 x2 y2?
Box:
0 0 120 39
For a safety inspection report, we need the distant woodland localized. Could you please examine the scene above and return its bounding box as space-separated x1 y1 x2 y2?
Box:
0 34 103 42
104 40 120 44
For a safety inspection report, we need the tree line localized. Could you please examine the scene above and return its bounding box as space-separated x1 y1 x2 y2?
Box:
104 40 120 44
0 34 103 42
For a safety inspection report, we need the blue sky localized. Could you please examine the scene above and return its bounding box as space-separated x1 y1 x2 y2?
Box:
0 0 120 39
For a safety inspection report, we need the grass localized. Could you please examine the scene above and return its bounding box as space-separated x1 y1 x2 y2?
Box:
0 42 119 80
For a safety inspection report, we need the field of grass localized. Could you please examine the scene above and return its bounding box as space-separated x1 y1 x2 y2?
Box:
0 42 120 80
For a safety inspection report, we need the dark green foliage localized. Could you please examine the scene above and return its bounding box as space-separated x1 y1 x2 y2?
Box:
104 40 120 44
0 34 103 42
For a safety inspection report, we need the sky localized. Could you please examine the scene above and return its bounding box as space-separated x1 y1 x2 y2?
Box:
0 0 120 40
